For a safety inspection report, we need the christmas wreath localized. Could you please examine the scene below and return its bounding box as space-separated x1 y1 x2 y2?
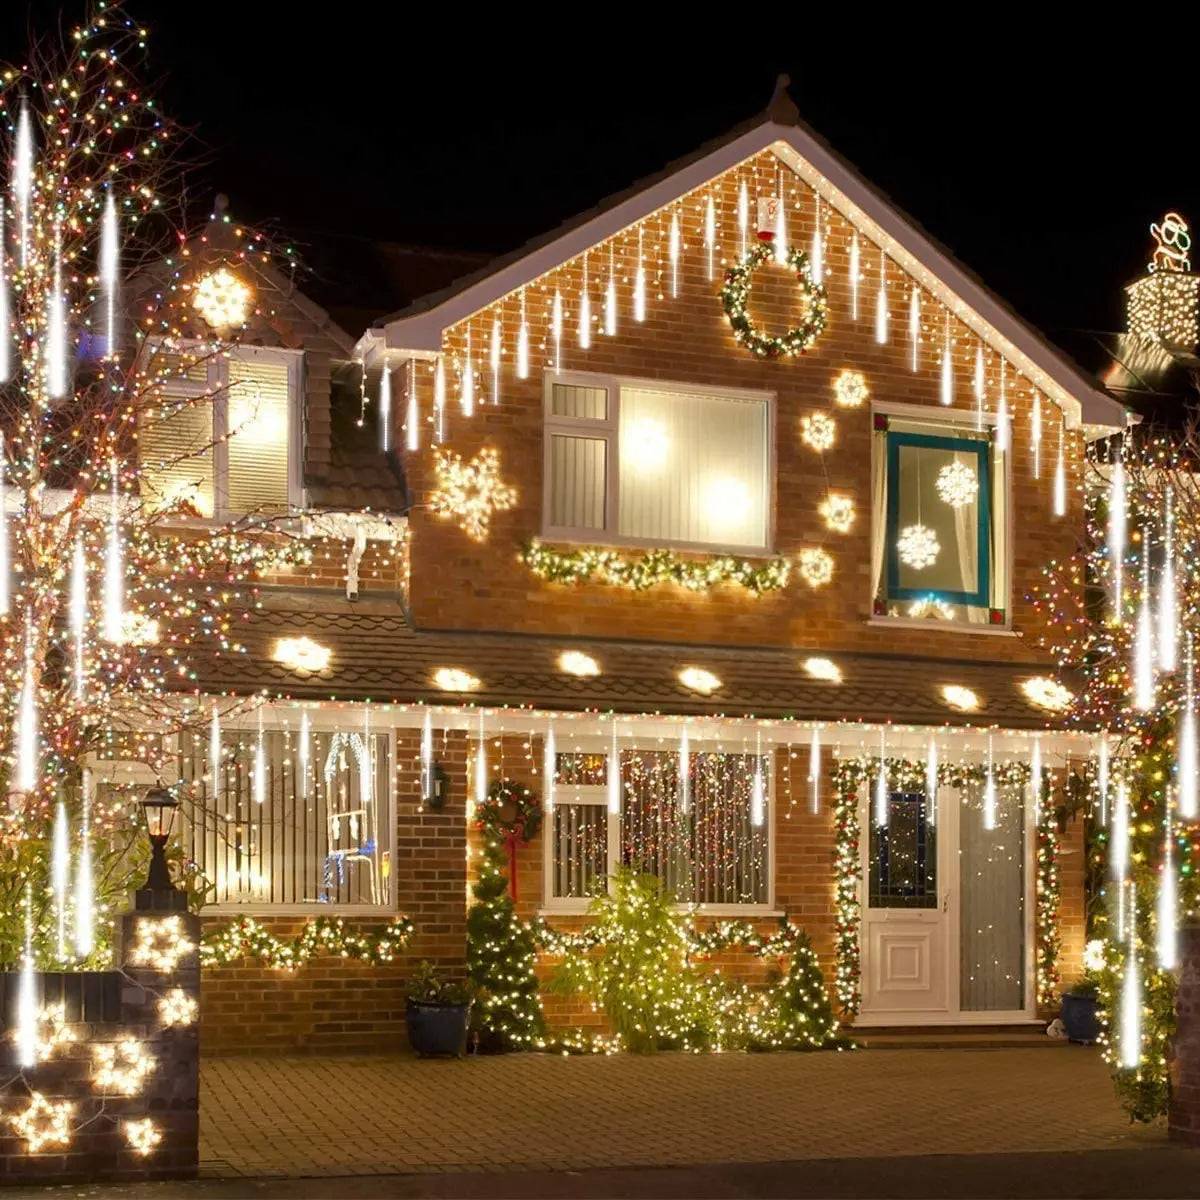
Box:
476 779 542 843
721 241 827 358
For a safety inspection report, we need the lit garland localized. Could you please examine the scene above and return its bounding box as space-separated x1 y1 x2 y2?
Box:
429 446 518 541
720 242 827 358
520 539 791 595
199 915 414 969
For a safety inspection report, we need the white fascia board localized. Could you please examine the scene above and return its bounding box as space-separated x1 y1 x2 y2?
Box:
378 120 1126 432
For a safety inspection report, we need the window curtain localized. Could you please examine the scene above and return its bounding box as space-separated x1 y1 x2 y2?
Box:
949 451 985 623
990 446 1007 615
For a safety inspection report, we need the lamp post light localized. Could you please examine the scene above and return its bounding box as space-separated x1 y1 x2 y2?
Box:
136 785 185 911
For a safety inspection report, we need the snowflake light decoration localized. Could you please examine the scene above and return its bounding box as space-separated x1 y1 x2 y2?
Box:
800 412 836 452
158 987 199 1027
897 524 940 570
430 446 517 541
798 548 834 588
124 1118 162 1157
833 369 869 408
191 267 252 329
93 1039 155 1094
129 916 195 972
819 493 855 533
11 1093 73 1152
934 460 979 508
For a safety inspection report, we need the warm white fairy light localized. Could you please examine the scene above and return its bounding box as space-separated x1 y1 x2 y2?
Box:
551 290 563 375
405 362 420 453
253 708 265 805
16 887 36 1069
1021 676 1073 712
751 732 765 827
897 523 940 569
490 317 501 405
129 915 195 971
983 736 997 831
14 102 32 268
610 721 622 815
1112 779 1130 882
810 194 823 285
11 1094 72 1154
101 189 118 356
1110 457 1127 618
874 254 888 344
124 1118 162 1158
774 175 787 266
1134 547 1155 711
543 724 556 812
935 460 978 508
103 461 124 643
798 548 834 588
800 411 835 452
0 214 9 382
849 235 860 320
1053 423 1066 517
461 331 474 416
669 212 681 296
1159 487 1177 671
705 194 715 282
940 314 952 405
809 727 821 815
996 364 1009 453
433 356 446 442
52 800 68 960
1120 893 1141 1069
420 708 433 801
874 732 888 827
941 684 979 711
738 180 749 259
1158 807 1177 970
1182 635 1199 821
925 737 938 825
908 286 919 370
158 986 198 1027
517 291 530 379
678 725 691 814
93 1038 155 1094
69 535 85 694
15 626 37 794
298 708 310 805
74 768 94 959
973 345 984 429
1098 732 1110 826
579 258 592 349
378 366 391 452
1032 393 1042 479
605 245 617 336
475 711 487 809
634 228 646 323
362 705 374 810
1031 735 1043 826
46 218 67 399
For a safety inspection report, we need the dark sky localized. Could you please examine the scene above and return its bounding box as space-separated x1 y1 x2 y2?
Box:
4 4 1198 337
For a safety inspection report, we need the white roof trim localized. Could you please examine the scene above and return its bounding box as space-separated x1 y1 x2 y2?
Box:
376 120 1125 431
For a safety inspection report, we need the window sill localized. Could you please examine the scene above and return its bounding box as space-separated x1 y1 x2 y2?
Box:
866 616 1018 637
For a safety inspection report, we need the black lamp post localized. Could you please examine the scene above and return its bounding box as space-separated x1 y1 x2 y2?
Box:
136 785 184 909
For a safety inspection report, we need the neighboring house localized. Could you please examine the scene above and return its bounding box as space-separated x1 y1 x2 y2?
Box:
152 85 1130 1052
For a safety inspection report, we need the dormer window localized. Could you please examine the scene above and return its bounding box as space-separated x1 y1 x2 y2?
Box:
138 341 302 520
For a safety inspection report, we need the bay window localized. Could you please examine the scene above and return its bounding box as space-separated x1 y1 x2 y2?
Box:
138 342 301 520
544 373 772 553
872 410 1008 625
546 744 770 910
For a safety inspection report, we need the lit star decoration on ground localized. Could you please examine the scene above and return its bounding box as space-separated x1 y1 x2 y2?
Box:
800 412 836 452
934 460 979 508
430 447 518 541
10 1093 73 1152
832 369 868 407
129 917 195 972
897 523 940 569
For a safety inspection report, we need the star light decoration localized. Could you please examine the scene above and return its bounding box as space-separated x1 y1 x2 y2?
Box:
158 986 199 1027
124 1117 162 1157
128 917 195 972
800 412 836 452
10 1093 73 1153
93 1039 155 1094
832 369 869 408
934 460 979 508
191 267 253 329
30 1004 77 1062
819 493 855 533
897 524 940 569
798 548 834 587
430 447 518 541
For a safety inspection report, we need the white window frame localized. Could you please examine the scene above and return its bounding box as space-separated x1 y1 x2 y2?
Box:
867 398 1014 633
141 338 306 522
542 369 776 556
174 715 396 917
541 735 776 917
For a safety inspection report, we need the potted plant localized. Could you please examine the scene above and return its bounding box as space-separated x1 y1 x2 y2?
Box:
405 961 473 1057
1060 977 1101 1043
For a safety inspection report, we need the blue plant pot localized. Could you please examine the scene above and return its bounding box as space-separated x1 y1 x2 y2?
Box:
1061 992 1100 1043
406 1001 471 1057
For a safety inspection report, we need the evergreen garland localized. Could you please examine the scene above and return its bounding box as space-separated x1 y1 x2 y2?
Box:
721 241 827 358
200 915 414 969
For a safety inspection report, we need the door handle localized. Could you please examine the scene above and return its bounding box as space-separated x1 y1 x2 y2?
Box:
941 891 950 913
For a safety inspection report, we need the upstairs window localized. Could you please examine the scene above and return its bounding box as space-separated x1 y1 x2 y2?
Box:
138 342 301 520
544 372 772 553
872 411 1007 626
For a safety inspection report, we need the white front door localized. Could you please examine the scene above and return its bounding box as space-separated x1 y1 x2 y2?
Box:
860 785 950 1018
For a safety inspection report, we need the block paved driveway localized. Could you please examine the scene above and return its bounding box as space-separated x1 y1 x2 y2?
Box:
199 1046 1163 1178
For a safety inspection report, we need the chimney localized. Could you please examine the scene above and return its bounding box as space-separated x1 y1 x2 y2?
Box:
1125 211 1200 349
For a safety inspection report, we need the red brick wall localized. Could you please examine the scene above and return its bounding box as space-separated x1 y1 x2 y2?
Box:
405 149 1083 663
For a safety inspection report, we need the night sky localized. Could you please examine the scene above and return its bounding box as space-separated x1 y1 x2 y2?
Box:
4 4 1197 339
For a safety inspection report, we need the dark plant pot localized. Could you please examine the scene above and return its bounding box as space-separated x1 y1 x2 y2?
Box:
406 1001 472 1057
1061 992 1100 1043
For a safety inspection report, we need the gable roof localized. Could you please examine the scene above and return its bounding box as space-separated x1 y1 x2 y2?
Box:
366 88 1126 432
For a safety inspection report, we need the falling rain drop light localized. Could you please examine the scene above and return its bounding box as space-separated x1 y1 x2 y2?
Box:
461 332 474 417
1110 457 1127 619
103 463 123 643
551 290 563 375
1031 735 1043 827
983 736 997 831
434 357 446 443
490 317 501 405
751 732 765 827
875 732 888 827
517 292 530 379
849 236 860 321
475 711 487 808
669 213 680 297
810 194 823 285
75 769 94 959
378 366 391 453
705 195 715 282
1112 779 1130 882
1119 891 1141 1069
543 724 556 812
1134 546 1155 711
810 727 821 815
940 314 952 405
101 190 118 357
609 721 622 815
874 254 888 344
634 229 646 323
579 259 592 350
605 244 618 337
1158 488 1177 672
1158 807 1177 970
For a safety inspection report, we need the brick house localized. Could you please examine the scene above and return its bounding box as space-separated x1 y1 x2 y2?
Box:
146 86 1129 1052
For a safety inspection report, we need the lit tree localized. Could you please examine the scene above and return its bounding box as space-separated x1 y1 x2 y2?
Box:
1033 423 1200 1120
0 5 304 969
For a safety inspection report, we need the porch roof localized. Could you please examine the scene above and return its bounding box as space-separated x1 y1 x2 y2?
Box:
195 604 1078 732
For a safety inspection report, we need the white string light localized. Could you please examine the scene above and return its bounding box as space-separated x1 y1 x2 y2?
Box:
875 731 888 827
983 735 997 831
1112 778 1130 882
52 800 68 960
669 212 681 296
1183 635 1199 821
849 236 860 321
1032 393 1042 479
460 331 474 417
609 720 622 815
103 461 123 643
1052 421 1066 518
1134 545 1155 711
704 194 715 282
74 768 94 959
996 363 1009 453
810 194 823 285
1110 456 1127 620
1098 732 1110 826
751 732 765 827
433 356 446 443
378 365 391 453
810 727 821 815
1119 889 1141 1069
940 313 952 405
70 535 85 695
1158 804 1177 970
101 189 118 358
578 257 592 349
516 291 529 379
551 290 563 375
405 361 419 453
874 253 888 344
678 725 690 815
1158 487 1177 672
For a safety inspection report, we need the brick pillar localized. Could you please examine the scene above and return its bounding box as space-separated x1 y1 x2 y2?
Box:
1169 922 1200 1145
